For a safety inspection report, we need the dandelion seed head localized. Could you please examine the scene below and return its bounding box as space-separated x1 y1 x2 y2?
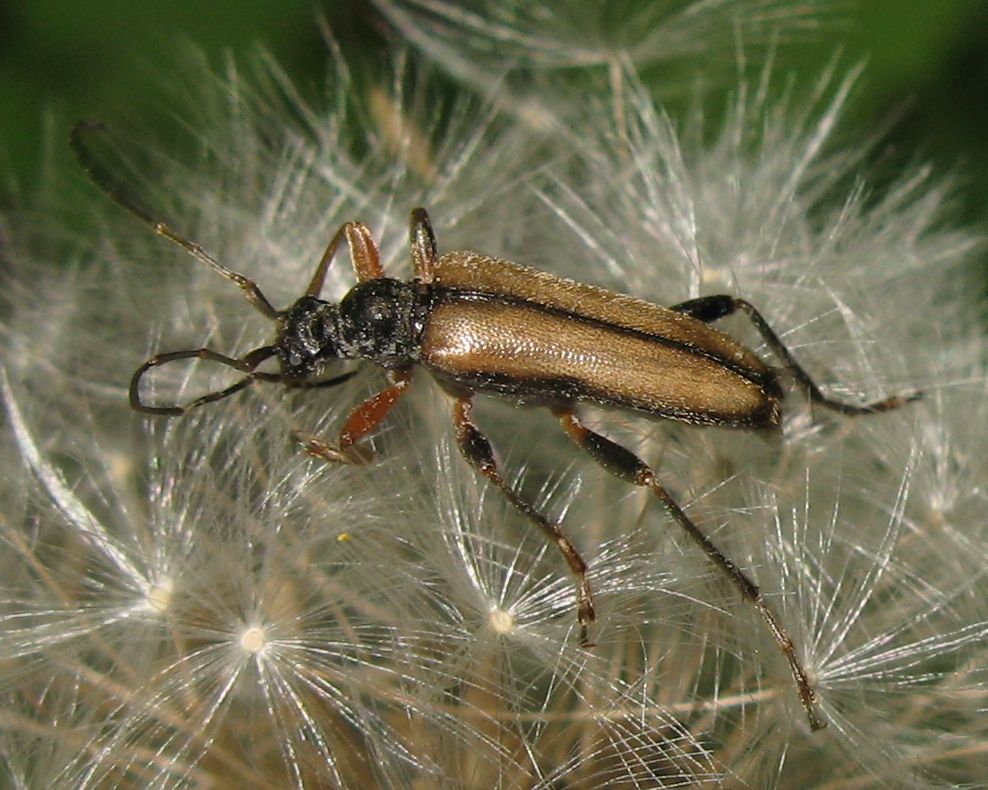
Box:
239 624 267 653
487 606 516 636
145 577 174 613
2 5 985 786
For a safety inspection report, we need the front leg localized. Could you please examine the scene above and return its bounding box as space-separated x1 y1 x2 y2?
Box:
409 207 438 283
304 220 385 298
298 368 413 464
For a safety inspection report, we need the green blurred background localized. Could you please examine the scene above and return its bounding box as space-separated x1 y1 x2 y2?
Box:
2 0 987 233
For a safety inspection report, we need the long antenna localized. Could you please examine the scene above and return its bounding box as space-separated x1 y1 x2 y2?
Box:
70 120 279 319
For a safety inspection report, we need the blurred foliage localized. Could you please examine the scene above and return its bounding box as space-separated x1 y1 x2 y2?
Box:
1 0 986 235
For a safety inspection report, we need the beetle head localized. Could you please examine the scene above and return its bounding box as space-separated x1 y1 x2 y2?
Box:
277 295 344 379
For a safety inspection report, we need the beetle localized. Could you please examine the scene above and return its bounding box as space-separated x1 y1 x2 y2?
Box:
72 121 919 731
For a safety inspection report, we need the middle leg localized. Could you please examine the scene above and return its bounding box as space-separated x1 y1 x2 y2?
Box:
452 396 596 646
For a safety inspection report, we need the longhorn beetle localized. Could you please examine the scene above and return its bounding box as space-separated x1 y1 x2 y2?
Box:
72 120 919 731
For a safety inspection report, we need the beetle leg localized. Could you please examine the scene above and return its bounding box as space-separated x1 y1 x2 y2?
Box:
297 369 412 465
305 221 384 297
667 295 735 322
557 409 826 730
295 432 365 465
452 397 596 647
338 368 413 450
670 295 920 415
409 208 437 283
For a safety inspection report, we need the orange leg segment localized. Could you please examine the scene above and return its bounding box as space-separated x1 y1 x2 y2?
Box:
297 368 412 465
338 369 413 450
306 221 385 297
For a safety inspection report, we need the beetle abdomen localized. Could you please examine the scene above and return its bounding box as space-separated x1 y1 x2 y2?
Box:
421 293 781 428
